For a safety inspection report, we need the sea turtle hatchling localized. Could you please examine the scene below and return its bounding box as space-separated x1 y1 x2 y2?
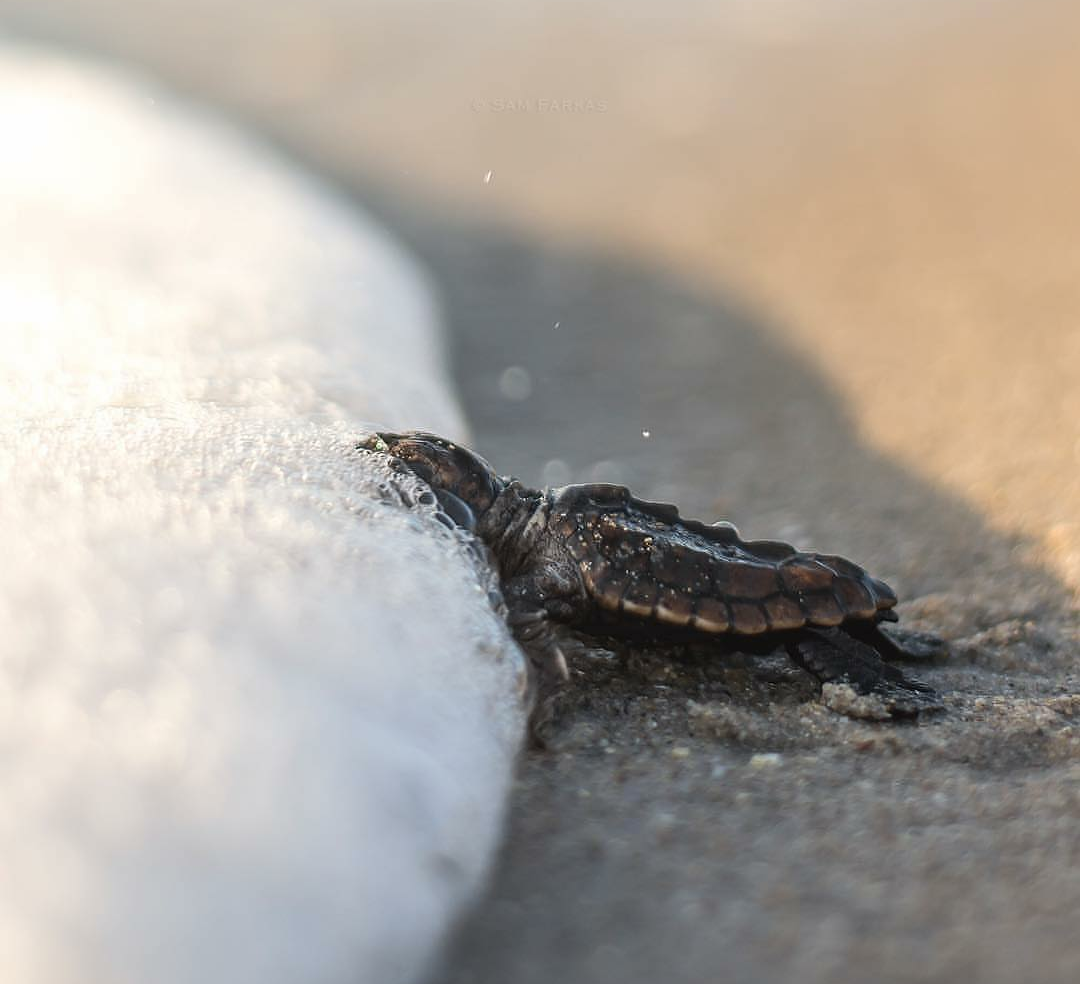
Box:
360 431 947 729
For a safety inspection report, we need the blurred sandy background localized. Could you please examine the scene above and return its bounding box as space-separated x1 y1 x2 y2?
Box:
4 0 1080 981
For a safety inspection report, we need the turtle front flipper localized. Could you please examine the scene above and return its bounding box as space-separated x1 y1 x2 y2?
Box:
786 627 944 719
505 596 586 747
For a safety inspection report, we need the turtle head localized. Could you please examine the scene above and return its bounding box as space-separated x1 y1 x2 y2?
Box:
359 431 502 528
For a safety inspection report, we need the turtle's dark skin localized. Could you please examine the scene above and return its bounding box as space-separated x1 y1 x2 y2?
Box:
359 431 947 730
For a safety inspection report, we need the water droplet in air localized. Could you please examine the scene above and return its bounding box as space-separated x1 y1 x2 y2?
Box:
641 429 651 439
553 321 561 329
483 170 494 184
498 366 532 401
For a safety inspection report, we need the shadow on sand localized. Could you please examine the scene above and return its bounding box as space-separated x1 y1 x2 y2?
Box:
364 189 1068 619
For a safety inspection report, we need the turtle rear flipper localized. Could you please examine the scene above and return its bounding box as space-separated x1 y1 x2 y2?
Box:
847 622 950 663
787 627 943 719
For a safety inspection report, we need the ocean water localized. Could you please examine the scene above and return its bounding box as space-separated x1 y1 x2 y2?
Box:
0 41 524 984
